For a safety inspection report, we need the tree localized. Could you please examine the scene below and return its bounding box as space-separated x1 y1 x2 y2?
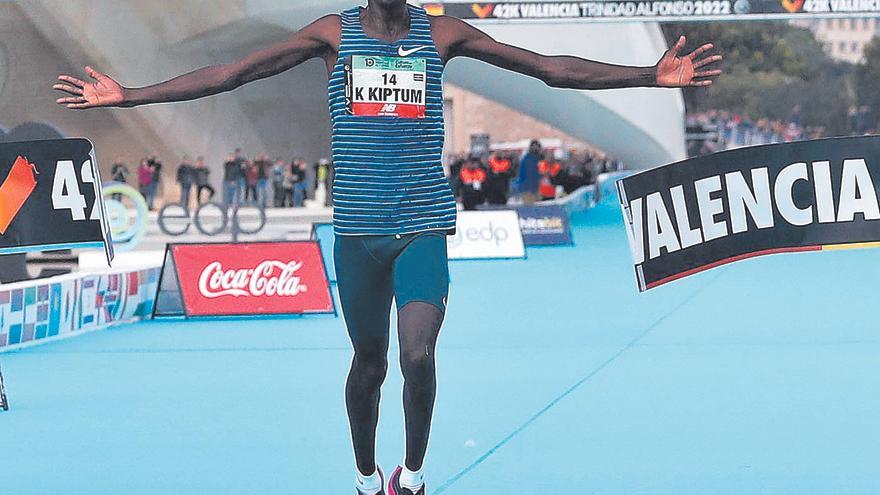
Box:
662 21 855 135
856 36 880 130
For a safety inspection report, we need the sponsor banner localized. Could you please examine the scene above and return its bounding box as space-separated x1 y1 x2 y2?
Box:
447 210 526 259
0 139 112 260
0 266 159 351
516 205 573 246
617 135 880 292
156 242 335 317
422 1 880 22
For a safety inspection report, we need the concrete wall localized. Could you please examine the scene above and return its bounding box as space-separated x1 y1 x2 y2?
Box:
0 3 177 178
444 84 597 155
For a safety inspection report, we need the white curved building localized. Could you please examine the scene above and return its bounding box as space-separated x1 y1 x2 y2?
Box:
2 0 684 185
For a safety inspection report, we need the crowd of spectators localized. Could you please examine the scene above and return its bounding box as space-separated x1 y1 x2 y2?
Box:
109 150 333 211
217 150 333 210
687 105 878 156
447 140 622 210
109 154 165 210
109 139 623 214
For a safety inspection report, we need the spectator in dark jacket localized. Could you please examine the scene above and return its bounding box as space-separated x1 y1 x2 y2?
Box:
517 140 542 203
176 156 195 209
485 152 514 205
111 159 130 184
147 154 162 208
223 153 242 209
272 158 286 207
459 157 488 210
194 156 214 204
110 158 130 201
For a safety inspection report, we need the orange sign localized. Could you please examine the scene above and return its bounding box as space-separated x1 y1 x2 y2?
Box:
780 0 804 13
0 156 38 235
471 3 495 18
423 3 445 16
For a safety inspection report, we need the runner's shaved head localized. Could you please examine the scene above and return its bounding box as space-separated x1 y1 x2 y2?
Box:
368 0 407 8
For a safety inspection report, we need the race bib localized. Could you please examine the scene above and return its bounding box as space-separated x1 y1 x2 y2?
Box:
346 56 427 118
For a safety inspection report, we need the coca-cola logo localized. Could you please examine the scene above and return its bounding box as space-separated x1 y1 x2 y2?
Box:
198 260 308 298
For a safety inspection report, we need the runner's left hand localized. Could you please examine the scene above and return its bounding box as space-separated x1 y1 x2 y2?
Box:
655 36 722 88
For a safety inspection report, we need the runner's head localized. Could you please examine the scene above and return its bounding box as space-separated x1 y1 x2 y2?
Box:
529 140 542 155
369 0 407 8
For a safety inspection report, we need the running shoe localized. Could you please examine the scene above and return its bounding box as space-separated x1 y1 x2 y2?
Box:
387 466 425 495
356 466 385 495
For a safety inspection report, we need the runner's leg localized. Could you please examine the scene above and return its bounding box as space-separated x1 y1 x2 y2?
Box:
335 235 394 475
392 232 449 473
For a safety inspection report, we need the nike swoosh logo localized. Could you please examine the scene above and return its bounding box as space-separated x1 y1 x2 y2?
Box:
398 46 429 57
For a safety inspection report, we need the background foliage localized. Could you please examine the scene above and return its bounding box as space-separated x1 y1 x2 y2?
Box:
662 21 861 135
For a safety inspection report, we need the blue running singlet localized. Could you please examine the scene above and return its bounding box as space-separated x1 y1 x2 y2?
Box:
328 5 458 236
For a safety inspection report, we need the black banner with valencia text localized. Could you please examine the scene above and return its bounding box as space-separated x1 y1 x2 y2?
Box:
617 136 880 291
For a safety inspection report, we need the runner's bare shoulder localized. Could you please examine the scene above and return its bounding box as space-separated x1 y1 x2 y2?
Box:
303 14 343 52
426 15 476 61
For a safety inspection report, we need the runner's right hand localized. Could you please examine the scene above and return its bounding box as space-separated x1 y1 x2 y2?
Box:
53 66 126 109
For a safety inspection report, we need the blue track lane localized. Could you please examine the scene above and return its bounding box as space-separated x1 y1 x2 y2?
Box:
2 203 879 494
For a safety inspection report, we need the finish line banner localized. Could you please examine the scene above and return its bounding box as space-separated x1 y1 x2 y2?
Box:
617 135 880 292
0 139 112 261
422 1 880 23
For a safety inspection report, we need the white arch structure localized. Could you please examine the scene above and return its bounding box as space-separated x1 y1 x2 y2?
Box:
15 0 685 170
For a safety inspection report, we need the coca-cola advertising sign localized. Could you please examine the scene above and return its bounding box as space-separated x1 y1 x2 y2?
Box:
168 242 334 316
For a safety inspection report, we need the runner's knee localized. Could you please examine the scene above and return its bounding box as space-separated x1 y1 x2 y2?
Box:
400 348 434 384
351 349 389 386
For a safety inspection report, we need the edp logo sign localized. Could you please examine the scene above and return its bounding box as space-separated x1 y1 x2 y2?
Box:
447 210 526 260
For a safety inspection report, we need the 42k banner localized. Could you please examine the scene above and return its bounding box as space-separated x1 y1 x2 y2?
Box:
422 1 880 23
617 135 880 292
0 139 112 261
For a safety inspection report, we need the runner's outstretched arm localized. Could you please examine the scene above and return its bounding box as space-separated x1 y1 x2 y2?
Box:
53 15 339 109
432 16 721 89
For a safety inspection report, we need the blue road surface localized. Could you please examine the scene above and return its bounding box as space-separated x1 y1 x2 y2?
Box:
2 203 879 494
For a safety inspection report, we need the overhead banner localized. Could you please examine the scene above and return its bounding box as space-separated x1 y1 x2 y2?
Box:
0 139 112 261
448 210 526 259
422 1 880 23
154 242 335 317
516 205 573 246
617 135 880 292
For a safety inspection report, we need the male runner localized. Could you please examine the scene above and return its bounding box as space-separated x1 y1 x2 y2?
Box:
53 2 721 493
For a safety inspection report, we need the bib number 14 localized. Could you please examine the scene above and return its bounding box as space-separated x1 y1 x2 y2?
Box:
52 160 100 221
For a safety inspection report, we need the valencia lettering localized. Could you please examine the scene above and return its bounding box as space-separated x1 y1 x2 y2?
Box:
624 158 880 264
